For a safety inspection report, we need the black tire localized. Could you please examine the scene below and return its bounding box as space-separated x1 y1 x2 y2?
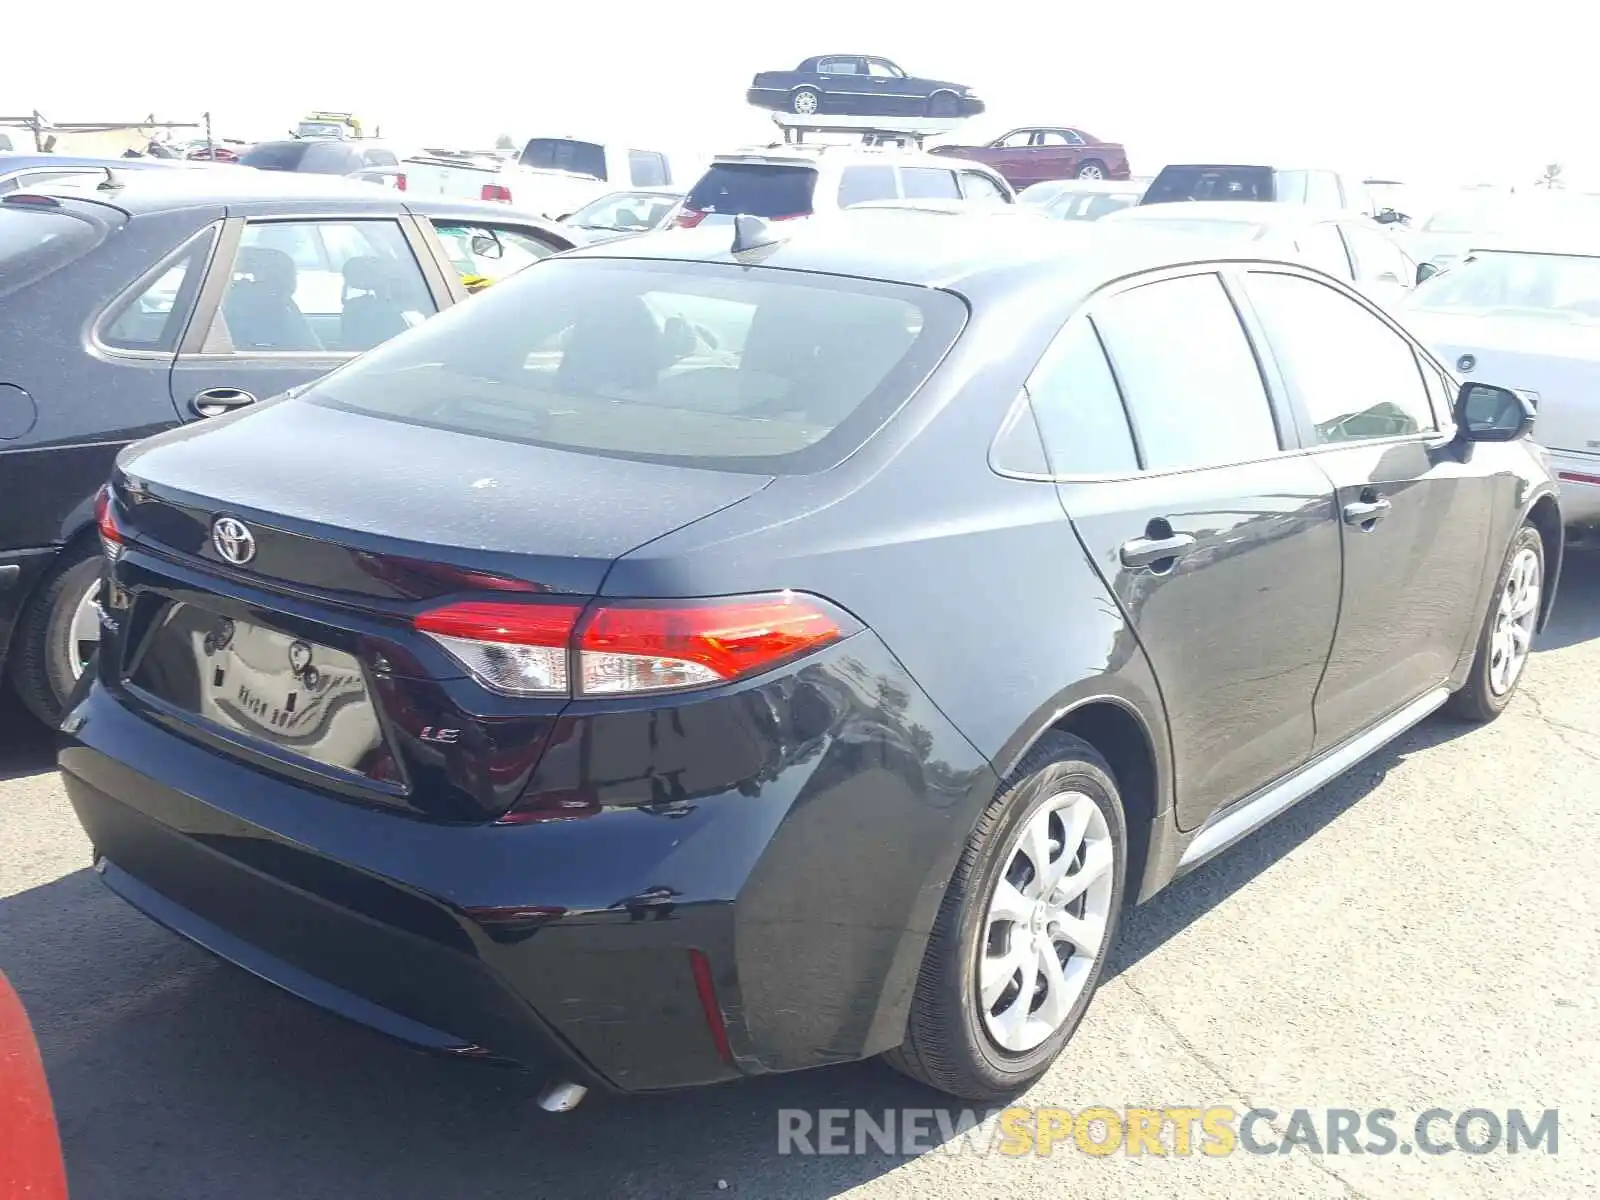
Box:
927 93 960 118
790 88 821 116
884 731 1128 1101
1445 522 1544 723
1075 159 1108 180
8 545 102 727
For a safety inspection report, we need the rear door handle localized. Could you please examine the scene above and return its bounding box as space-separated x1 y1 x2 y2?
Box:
1119 532 1196 570
1341 497 1392 527
191 387 257 418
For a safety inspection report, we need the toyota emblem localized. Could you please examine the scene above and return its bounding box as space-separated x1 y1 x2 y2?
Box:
211 516 257 565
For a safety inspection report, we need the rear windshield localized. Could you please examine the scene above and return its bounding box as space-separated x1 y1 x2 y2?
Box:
686 163 818 219
0 204 106 298
1142 166 1275 204
300 256 967 474
239 141 312 171
520 138 607 180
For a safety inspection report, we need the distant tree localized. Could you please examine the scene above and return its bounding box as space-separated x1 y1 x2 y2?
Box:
494 133 516 150
1538 162 1565 189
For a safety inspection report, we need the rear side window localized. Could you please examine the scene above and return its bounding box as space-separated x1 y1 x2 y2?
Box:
900 167 960 200
300 257 967 474
0 205 105 298
1143 166 1274 204
1025 318 1137 476
239 141 312 171
521 138 608 181
837 165 899 207
1091 273 1279 470
686 164 818 218
100 226 217 353
628 150 669 187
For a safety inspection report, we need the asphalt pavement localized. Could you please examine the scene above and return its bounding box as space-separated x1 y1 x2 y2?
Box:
2 554 1597 1199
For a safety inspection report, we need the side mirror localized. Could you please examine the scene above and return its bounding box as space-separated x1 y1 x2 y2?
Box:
1455 382 1534 442
469 232 503 259
1416 260 1439 285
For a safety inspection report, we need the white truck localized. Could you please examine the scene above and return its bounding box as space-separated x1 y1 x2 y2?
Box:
383 136 676 220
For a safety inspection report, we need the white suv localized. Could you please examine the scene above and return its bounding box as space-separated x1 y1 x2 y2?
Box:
673 144 1014 228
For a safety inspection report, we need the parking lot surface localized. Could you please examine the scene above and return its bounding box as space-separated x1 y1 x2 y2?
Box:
2 554 1597 1200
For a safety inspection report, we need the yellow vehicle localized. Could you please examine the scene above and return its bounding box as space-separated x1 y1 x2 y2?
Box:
296 111 363 140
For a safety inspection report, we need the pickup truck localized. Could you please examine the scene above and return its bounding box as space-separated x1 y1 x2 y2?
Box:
382 151 603 217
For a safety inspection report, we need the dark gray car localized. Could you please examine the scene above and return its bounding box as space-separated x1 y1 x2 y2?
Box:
0 169 579 725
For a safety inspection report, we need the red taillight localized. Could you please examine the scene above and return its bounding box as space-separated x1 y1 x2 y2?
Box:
688 949 733 1064
577 596 841 694
480 183 512 202
1558 470 1600 486
671 208 706 228
413 593 846 698
95 485 125 558
393 172 407 191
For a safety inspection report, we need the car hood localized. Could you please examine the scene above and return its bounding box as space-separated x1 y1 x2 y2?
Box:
116 395 774 595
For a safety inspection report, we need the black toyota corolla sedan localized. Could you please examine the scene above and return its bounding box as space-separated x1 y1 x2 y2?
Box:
60 212 1560 1105
0 170 579 729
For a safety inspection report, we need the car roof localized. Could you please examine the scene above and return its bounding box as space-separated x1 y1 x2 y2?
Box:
711 143 997 171
566 208 1300 298
1112 201 1368 225
23 168 572 231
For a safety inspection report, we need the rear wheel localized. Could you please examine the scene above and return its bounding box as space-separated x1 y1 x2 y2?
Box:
1446 522 1543 722
1075 160 1107 180
8 547 103 726
790 88 821 116
884 732 1127 1101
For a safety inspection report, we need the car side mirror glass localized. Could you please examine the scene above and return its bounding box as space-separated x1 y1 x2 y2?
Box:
1456 382 1533 442
1416 261 1439 285
469 233 503 259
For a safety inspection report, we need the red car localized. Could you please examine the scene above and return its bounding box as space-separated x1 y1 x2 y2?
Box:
929 126 1130 189
0 972 68 1199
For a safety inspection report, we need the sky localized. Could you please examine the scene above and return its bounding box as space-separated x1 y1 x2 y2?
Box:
3 0 1592 192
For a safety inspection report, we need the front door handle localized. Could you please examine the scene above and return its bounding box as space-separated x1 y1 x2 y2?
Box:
191 387 257 419
1120 532 1196 570
1341 497 1392 528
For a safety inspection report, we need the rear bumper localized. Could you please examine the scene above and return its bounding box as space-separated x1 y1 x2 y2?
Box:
60 634 996 1092
1548 449 1600 528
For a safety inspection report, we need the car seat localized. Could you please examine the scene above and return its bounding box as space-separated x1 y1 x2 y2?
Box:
739 294 914 423
556 296 666 395
223 247 319 351
340 256 411 351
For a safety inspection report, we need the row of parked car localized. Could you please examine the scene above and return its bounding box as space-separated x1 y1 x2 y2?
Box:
0 125 1594 1117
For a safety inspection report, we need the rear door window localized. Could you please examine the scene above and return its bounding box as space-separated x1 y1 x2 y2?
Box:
837 165 899 207
686 164 818 218
520 138 608 181
900 167 961 200
300 257 967 474
959 171 1009 203
1091 273 1281 470
1340 222 1412 284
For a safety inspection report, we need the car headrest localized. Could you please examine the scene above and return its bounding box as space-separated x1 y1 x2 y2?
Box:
342 254 394 294
233 246 297 295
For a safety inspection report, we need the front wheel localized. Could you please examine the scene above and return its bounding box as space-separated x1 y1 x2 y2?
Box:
927 93 960 118
1446 522 1544 722
884 732 1127 1101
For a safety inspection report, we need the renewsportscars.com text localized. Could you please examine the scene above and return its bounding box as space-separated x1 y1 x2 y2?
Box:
777 1106 1559 1158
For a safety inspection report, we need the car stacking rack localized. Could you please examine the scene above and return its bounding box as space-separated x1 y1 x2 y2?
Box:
769 112 964 147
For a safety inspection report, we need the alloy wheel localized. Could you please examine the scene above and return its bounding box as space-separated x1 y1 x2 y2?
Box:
1076 164 1104 180
792 91 819 115
1488 546 1540 696
978 791 1115 1053
66 576 102 681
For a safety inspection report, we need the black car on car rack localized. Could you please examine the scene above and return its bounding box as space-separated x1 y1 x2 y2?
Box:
0 169 579 726
61 211 1559 1107
747 55 984 119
